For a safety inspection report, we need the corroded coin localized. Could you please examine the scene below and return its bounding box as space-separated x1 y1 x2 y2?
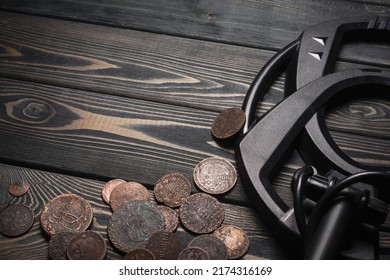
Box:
67 231 107 260
40 193 93 236
179 193 224 234
154 173 191 208
101 178 126 204
0 204 34 237
108 200 164 253
123 248 156 260
145 230 182 260
48 230 78 260
8 181 30 197
178 247 210 260
213 225 249 259
110 181 149 211
188 234 228 260
158 205 179 232
211 108 246 140
193 157 237 194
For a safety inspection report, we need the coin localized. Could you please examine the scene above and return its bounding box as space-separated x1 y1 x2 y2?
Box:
178 247 210 260
110 181 149 211
48 230 78 260
108 200 164 253
158 205 179 232
213 225 249 259
123 248 156 260
0 204 34 237
145 230 182 260
154 173 191 208
40 193 93 236
101 179 126 204
67 231 107 260
0 187 11 212
188 234 228 260
8 181 30 197
179 193 224 234
211 108 246 140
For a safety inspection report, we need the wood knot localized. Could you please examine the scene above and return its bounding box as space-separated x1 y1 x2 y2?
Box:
7 98 56 124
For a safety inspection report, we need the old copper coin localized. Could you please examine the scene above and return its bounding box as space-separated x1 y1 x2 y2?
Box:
193 157 237 194
0 187 11 212
101 178 126 204
0 204 34 237
123 248 156 260
108 200 164 253
48 230 78 260
213 225 249 259
188 234 228 260
67 231 107 260
110 181 149 211
145 230 182 260
40 193 93 236
178 247 210 260
211 108 246 140
158 205 179 232
8 181 30 197
179 193 224 234
154 173 191 207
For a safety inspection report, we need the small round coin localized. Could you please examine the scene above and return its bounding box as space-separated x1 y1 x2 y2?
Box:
123 248 156 260
8 181 30 197
179 193 224 234
193 157 237 194
145 230 182 260
48 230 78 260
110 181 149 211
101 178 126 204
211 108 246 140
40 193 93 236
188 234 228 260
154 173 191 208
67 231 107 260
108 200 164 253
157 205 179 232
0 204 34 237
213 225 249 259
178 247 210 260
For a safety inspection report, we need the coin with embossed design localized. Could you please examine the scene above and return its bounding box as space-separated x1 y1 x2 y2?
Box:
154 173 191 208
123 248 156 260
8 181 30 197
67 231 107 260
48 230 78 260
178 247 210 260
211 108 246 141
157 205 179 232
188 234 228 260
179 193 224 234
101 178 126 204
108 200 164 253
0 204 34 237
213 225 249 259
110 182 149 211
40 193 93 236
193 157 237 194
145 230 182 260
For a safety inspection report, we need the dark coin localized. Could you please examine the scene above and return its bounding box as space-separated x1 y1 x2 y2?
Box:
123 248 156 260
48 230 78 260
157 205 179 232
154 173 191 208
193 157 237 194
108 200 164 253
211 108 246 140
145 230 182 260
8 181 30 197
178 247 210 260
0 187 11 212
213 225 250 259
0 204 34 237
40 193 93 236
110 181 149 211
67 231 107 260
101 179 126 204
188 234 228 260
179 193 224 234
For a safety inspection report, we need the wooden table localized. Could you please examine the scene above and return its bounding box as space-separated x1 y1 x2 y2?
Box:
0 0 389 260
